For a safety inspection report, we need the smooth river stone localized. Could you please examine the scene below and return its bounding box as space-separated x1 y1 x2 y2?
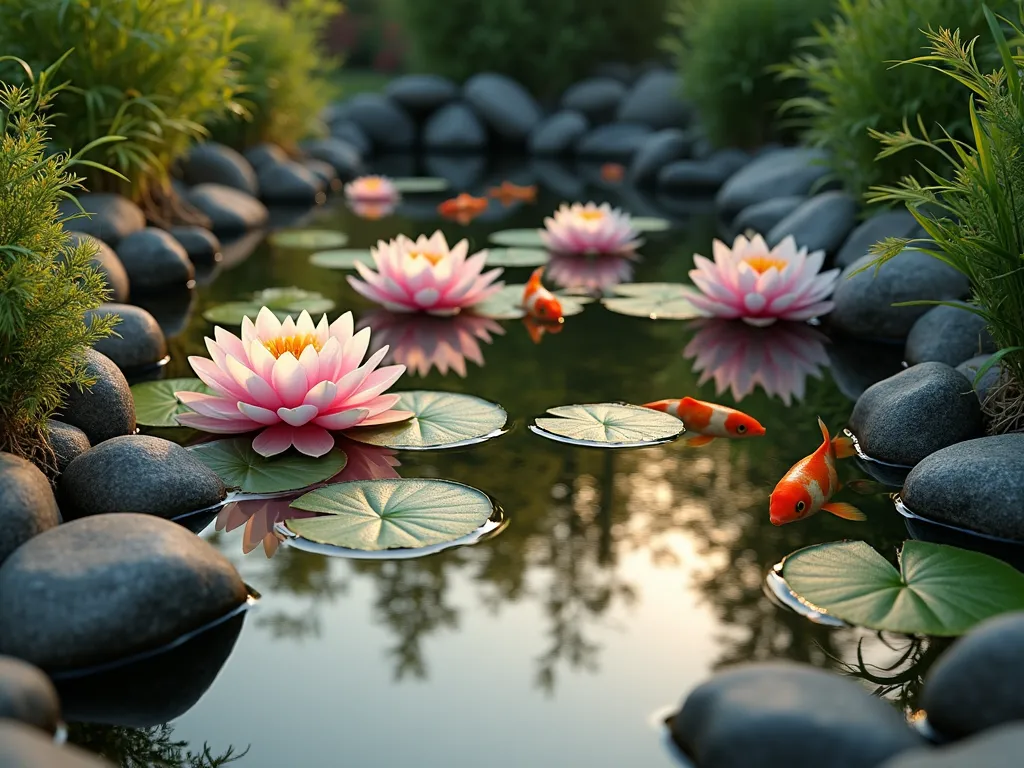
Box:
0 453 61 567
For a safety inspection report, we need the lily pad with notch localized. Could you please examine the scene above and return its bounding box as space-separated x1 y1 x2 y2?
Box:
190 437 347 494
391 177 449 194
131 378 211 428
471 284 592 320
202 287 336 325
489 228 546 248
269 229 348 250
345 390 507 450
285 478 493 551
484 247 550 267
630 216 672 233
780 540 1024 636
308 249 372 270
601 283 703 320
530 403 685 448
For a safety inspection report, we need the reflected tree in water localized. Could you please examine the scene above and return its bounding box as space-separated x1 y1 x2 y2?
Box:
67 723 246 768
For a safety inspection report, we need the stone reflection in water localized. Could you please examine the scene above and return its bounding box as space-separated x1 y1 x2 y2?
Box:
358 309 504 377
546 252 637 293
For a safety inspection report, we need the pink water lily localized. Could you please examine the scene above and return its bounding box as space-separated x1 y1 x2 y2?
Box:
688 234 839 327
344 175 400 204
347 231 504 316
541 202 641 256
176 307 412 457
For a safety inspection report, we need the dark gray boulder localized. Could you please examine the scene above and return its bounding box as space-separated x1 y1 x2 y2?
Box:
831 250 970 341
627 128 692 187
575 123 652 160
301 158 338 188
66 232 130 303
255 159 325 204
850 362 983 465
836 210 919 270
57 349 135 445
529 158 585 199
423 154 486 192
242 142 289 172
329 120 372 156
672 662 923 768
58 193 145 247
528 111 589 155
114 228 195 291
0 720 113 766
423 102 488 152
85 303 167 372
178 142 258 195
167 226 221 264
342 93 416 150
0 656 60 732
385 74 458 115
463 73 542 142
0 513 247 671
0 454 60 568
616 69 692 130
880 724 1024 768
902 435 1024 540
560 77 627 123
920 612 1024 738
731 196 805 237
905 304 995 366
957 354 1003 402
299 137 363 180
46 420 90 476
827 336 906 401
717 147 830 219
657 149 749 192
59 435 226 520
767 191 857 254
186 183 269 233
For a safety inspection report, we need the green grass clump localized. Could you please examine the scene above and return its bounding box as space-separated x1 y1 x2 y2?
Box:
0 0 243 220
862 7 1024 432
0 57 118 473
385 0 667 99
663 0 835 149
210 0 342 150
782 0 1012 197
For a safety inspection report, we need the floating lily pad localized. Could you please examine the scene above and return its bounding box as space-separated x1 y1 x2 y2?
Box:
346 390 507 450
781 540 1024 636
630 216 671 233
191 437 347 494
600 283 703 320
308 249 373 270
391 177 449 193
471 284 592 320
489 228 546 248
131 378 211 428
485 248 550 267
531 403 685 448
286 478 493 551
269 229 349 249
202 287 336 325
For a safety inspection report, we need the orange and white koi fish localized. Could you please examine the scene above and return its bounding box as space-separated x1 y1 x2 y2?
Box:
522 315 563 344
437 193 488 225
768 417 865 526
488 181 537 206
643 397 765 447
522 266 564 324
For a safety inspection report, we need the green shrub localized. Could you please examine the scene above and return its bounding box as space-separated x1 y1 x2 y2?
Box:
386 0 668 98
210 0 342 150
863 8 1024 431
0 57 118 472
664 0 835 149
782 0 1013 197
0 0 243 218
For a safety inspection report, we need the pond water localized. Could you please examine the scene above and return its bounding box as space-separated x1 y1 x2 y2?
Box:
76 159 941 766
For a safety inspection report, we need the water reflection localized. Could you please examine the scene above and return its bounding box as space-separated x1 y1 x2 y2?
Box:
68 723 246 767
684 319 831 405
546 253 637 293
350 200 397 220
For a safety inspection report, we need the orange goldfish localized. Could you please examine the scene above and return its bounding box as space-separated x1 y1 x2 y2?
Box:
522 266 564 323
601 163 625 183
438 193 489 225
522 315 563 344
768 418 864 526
488 181 537 206
643 397 765 447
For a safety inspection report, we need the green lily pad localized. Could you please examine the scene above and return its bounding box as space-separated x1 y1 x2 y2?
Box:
471 284 592 320
309 249 373 270
630 216 671 233
286 478 493 551
485 248 550 267
346 390 507 450
131 378 211 428
781 540 1024 636
391 177 449 193
202 287 336 325
489 228 546 248
190 437 347 494
269 229 348 249
531 403 685 448
600 283 703 320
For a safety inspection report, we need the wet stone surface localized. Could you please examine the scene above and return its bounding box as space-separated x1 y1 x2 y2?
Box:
0 453 60 568
85 303 168 372
880 724 1024 768
56 349 136 445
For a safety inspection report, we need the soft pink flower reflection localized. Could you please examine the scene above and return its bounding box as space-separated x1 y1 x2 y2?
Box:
546 252 637 293
683 318 831 406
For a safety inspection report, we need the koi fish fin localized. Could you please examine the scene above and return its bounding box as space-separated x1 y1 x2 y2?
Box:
679 396 702 409
821 502 867 522
686 435 715 448
832 434 857 459
642 399 673 413
527 266 545 289
816 416 830 447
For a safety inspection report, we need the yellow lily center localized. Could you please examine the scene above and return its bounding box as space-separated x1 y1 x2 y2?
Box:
362 178 382 189
579 210 605 222
743 255 789 275
408 250 446 266
263 333 322 359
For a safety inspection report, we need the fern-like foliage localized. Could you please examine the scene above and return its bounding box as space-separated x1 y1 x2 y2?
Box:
0 55 119 473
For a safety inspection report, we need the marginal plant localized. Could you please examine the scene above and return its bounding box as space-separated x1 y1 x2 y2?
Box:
0 0 244 222
862 6 1024 432
209 0 341 150
0 56 119 472
781 0 1012 196
663 0 835 149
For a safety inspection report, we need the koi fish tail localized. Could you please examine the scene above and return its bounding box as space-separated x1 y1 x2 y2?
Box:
527 266 545 290
642 399 673 413
816 416 829 446
832 434 857 460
